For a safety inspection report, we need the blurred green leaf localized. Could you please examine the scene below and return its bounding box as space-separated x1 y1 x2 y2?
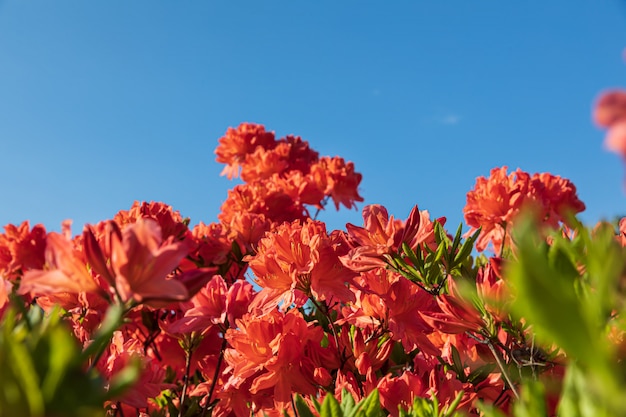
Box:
320 394 342 417
295 394 318 417
508 217 606 371
355 390 382 417
105 357 142 401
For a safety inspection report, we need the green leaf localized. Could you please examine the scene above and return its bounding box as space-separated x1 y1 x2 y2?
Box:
320 393 342 417
294 395 318 417
81 302 124 361
467 363 497 385
443 390 464 417
509 217 607 372
449 345 464 379
454 228 480 267
512 381 548 417
434 222 449 247
402 243 423 273
5 318 45 416
356 389 382 417
449 223 464 256
340 389 357 417
41 321 77 401
106 357 142 401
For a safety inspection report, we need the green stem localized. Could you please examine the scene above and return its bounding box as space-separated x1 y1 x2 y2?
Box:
178 339 195 417
201 332 228 417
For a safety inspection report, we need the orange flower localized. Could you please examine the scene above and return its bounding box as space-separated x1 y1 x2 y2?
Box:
279 135 319 173
594 90 626 128
240 144 290 182
528 172 585 229
464 167 529 253
225 212 272 255
113 201 190 241
342 204 441 272
19 232 100 296
215 123 276 179
310 156 363 210
604 121 626 161
100 331 173 409
247 219 356 313
0 277 11 318
465 167 585 253
84 218 196 306
167 276 255 334
190 221 233 266
594 90 626 161
377 371 427 417
420 278 487 335
218 181 307 227
0 221 47 280
342 274 439 355
225 310 323 409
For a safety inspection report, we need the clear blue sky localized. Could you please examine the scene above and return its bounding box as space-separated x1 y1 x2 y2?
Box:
1 1 626 236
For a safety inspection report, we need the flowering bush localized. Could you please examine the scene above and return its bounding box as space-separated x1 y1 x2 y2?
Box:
2 86 626 417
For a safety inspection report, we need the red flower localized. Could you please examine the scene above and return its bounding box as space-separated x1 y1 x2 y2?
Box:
342 204 441 272
224 310 322 409
100 331 173 409
19 232 100 296
310 156 364 210
167 276 255 334
594 90 626 128
215 123 276 179
464 167 529 253
342 273 439 355
377 371 427 417
464 167 584 253
528 172 585 229
113 201 190 241
84 218 200 306
247 219 356 313
594 90 626 161
420 278 487 335
190 221 233 266
0 221 47 280
22 218 212 307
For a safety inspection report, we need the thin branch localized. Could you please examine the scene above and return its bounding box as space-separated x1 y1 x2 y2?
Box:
201 334 228 417
178 340 195 417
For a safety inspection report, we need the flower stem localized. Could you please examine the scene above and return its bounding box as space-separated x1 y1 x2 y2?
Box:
178 340 195 417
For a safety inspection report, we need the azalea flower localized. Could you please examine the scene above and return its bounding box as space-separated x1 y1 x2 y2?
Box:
341 273 439 355
224 310 324 409
464 167 529 253
310 156 364 210
0 221 47 280
341 204 441 272
377 371 427 417
19 231 100 295
113 200 190 240
247 219 356 313
464 167 584 253
420 277 488 335
167 276 254 334
21 218 213 307
84 218 206 306
594 90 626 161
215 123 277 179
100 331 173 409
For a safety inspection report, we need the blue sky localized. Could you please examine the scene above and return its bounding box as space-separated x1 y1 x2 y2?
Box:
1 1 626 236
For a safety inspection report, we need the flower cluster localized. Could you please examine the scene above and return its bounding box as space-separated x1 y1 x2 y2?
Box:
595 89 626 160
0 122 621 417
463 167 585 253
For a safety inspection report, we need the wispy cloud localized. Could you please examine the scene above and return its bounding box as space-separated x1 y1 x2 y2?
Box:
438 114 461 125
